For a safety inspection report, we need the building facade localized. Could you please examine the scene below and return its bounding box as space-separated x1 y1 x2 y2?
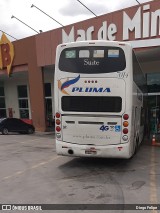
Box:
0 0 160 132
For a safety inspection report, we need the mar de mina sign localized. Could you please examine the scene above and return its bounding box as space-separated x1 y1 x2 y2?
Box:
62 4 160 48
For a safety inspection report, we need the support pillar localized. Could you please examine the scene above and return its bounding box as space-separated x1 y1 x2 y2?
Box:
28 38 46 132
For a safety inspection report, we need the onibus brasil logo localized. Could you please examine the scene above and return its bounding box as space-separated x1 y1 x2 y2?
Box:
58 75 111 95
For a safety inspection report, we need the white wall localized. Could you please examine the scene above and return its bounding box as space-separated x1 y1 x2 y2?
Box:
4 72 31 118
3 69 55 119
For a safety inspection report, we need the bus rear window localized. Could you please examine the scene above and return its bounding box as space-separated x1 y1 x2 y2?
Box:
62 96 122 112
59 46 126 73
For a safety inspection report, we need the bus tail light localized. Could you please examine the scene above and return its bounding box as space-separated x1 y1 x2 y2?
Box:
123 128 128 134
122 135 128 141
56 126 61 132
122 114 129 142
123 121 129 127
123 114 129 120
56 112 61 118
56 119 61 125
55 112 62 138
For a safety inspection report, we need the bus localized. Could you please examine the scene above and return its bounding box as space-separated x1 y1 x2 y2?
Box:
54 40 147 159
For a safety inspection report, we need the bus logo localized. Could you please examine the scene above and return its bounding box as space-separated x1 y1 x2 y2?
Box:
58 75 80 95
58 75 111 95
72 87 111 93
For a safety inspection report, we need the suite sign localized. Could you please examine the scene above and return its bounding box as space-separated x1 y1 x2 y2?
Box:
62 4 160 48
0 33 14 76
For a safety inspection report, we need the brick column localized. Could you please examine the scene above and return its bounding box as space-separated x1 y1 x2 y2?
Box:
27 38 46 132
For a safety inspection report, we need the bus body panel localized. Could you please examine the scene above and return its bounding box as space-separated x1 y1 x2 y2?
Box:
56 140 131 159
59 77 126 114
61 115 122 145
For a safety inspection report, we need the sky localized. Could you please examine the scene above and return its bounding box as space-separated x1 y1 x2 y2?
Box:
0 0 152 41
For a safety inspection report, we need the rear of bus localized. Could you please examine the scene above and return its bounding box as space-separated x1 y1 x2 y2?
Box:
54 41 133 159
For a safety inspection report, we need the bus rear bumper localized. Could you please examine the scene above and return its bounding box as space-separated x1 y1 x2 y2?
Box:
56 140 132 159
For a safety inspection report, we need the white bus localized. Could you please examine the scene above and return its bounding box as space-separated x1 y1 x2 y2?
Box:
54 40 146 159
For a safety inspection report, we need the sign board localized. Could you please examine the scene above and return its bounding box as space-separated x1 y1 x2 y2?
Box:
62 4 160 48
0 33 14 76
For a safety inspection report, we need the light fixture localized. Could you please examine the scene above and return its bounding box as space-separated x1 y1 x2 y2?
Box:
0 30 17 40
11 15 39 34
135 0 140 4
76 0 97 17
31 4 64 27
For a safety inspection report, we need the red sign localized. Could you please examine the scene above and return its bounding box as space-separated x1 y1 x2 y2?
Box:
0 33 14 76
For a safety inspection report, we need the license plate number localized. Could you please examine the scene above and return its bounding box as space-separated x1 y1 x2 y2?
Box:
85 150 97 155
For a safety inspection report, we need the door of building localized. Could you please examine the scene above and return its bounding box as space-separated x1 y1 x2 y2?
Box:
148 94 160 135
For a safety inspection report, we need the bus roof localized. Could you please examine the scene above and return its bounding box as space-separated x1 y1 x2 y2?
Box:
58 40 132 49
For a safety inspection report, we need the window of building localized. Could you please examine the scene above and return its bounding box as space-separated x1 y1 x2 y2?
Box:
147 73 160 135
147 73 160 93
0 86 6 118
45 83 52 97
17 85 29 118
140 107 145 126
45 83 53 126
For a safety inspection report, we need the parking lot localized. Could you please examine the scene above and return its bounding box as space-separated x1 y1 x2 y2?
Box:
0 133 160 212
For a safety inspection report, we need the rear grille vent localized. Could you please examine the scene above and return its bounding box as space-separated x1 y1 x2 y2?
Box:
78 121 104 125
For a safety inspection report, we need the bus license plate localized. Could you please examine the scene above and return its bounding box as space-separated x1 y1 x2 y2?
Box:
85 150 97 155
